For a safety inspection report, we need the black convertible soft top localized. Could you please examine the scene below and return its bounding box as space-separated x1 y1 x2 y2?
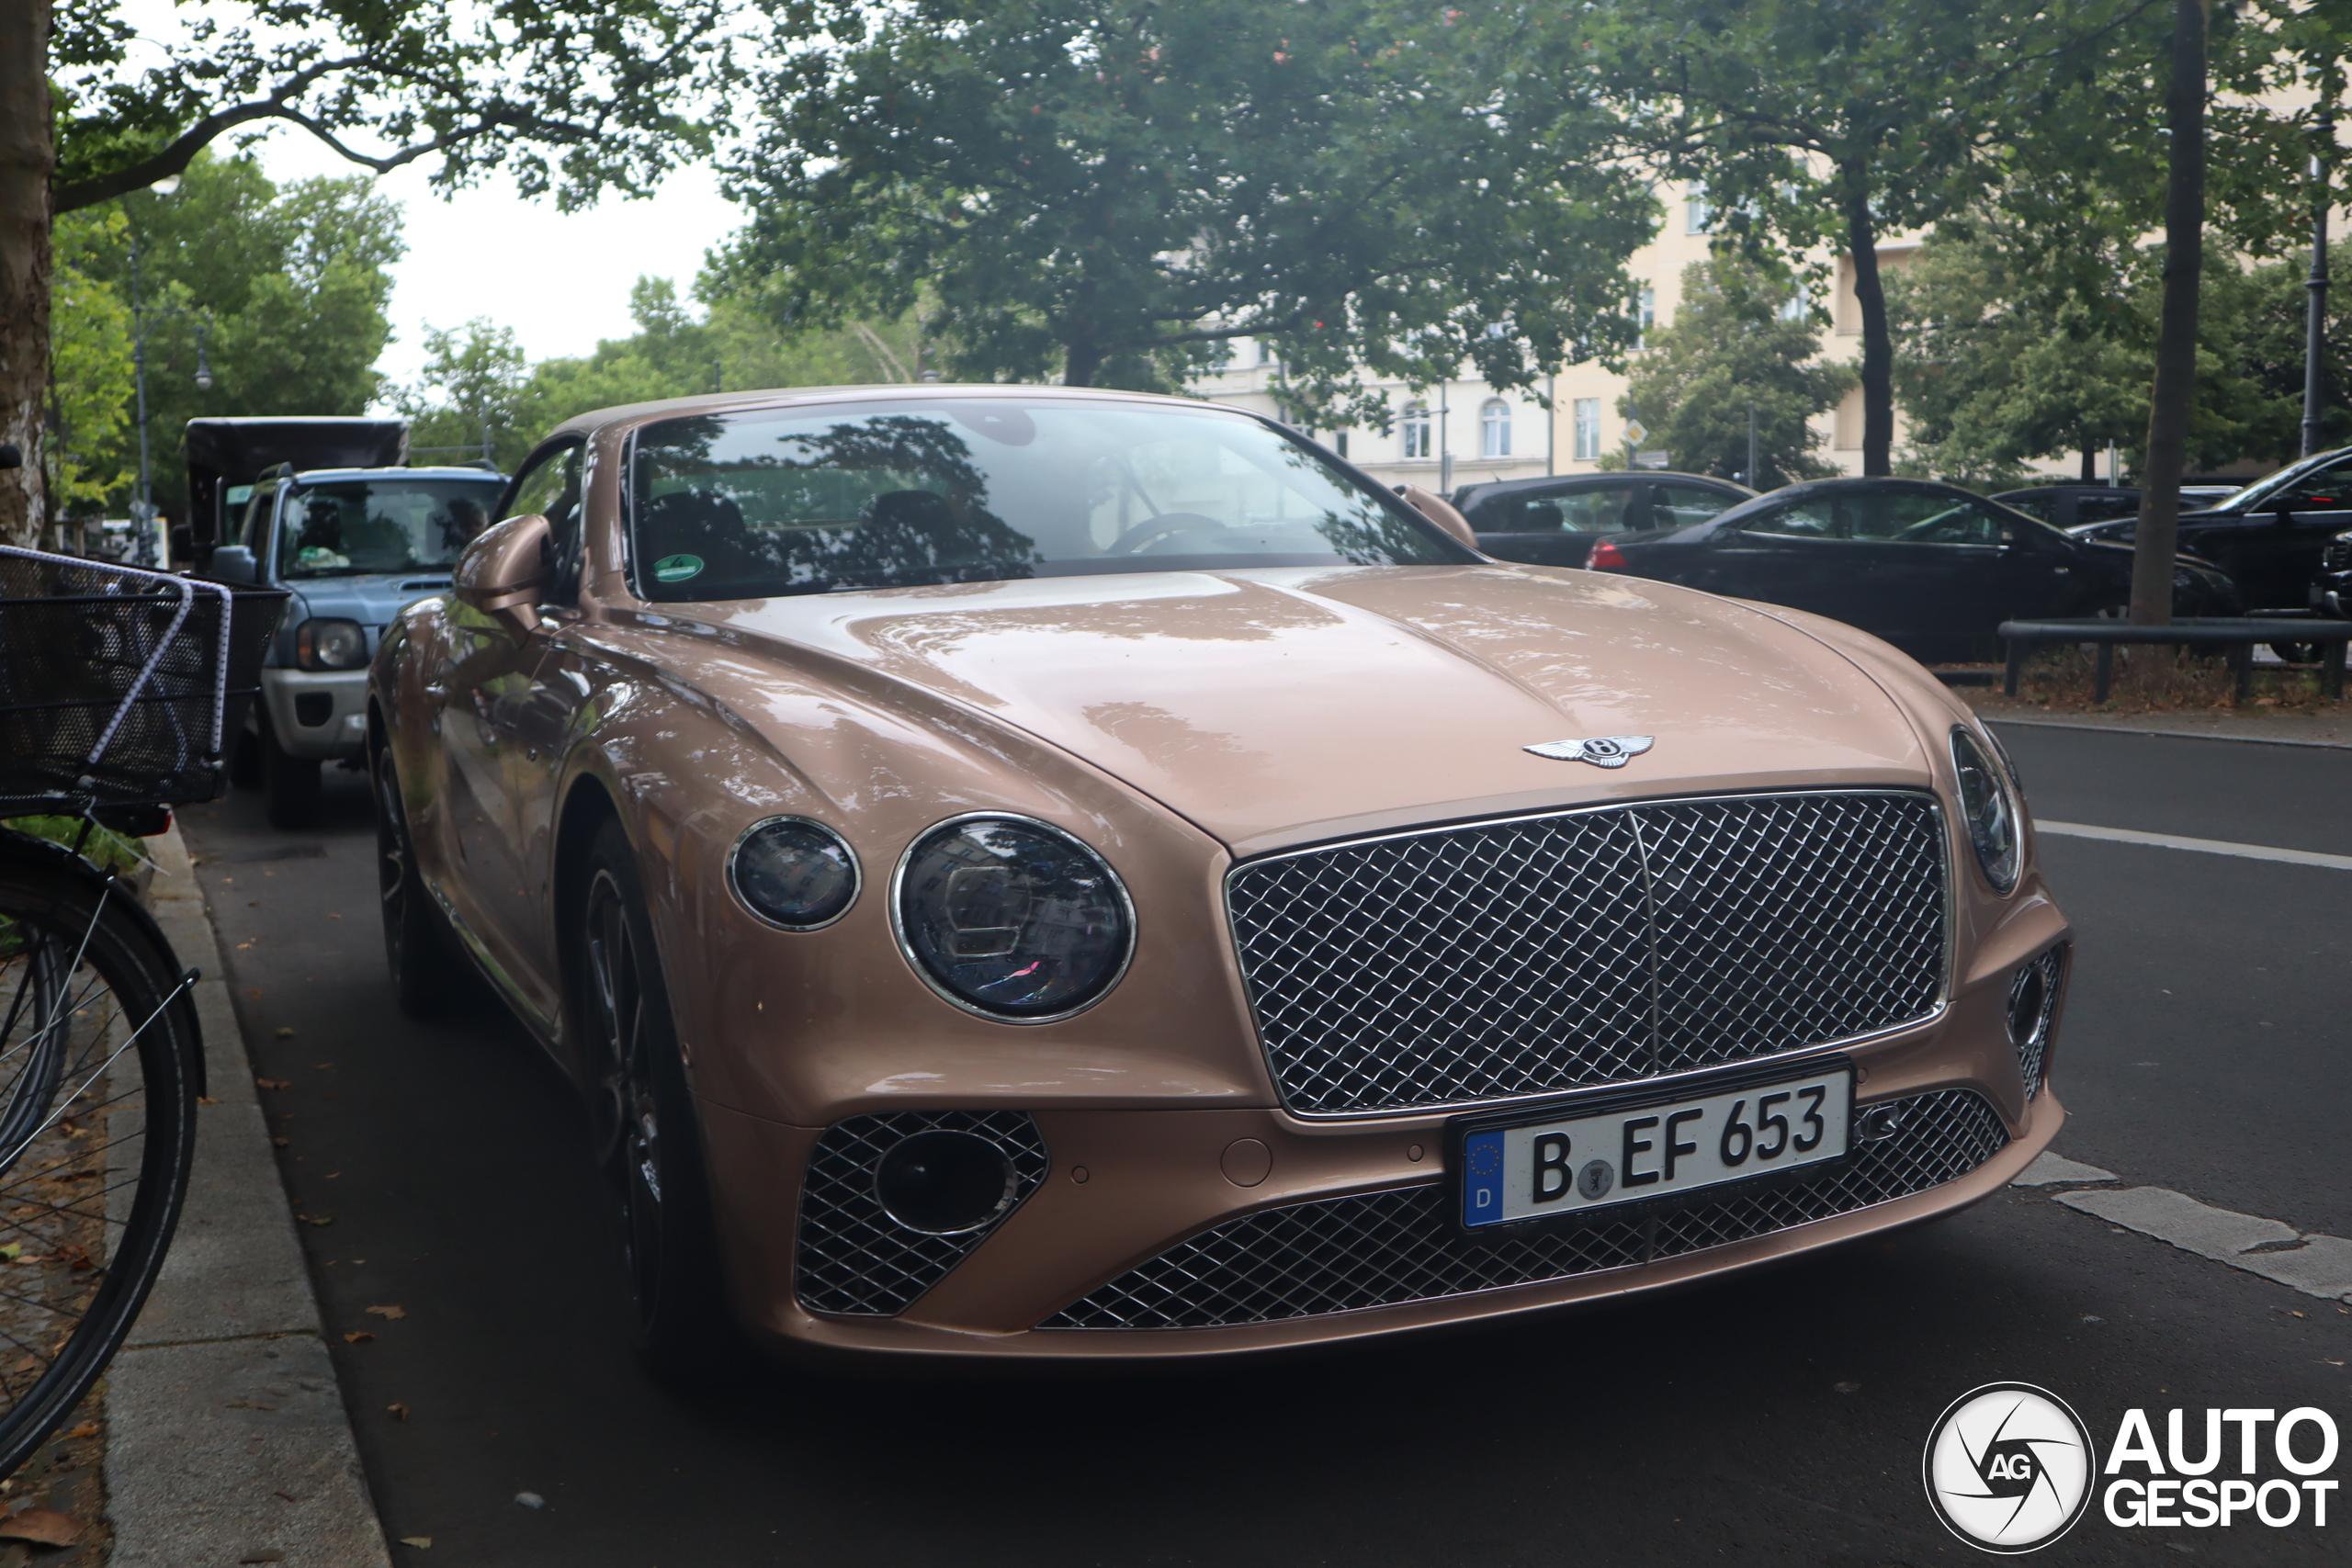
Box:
184 417 408 548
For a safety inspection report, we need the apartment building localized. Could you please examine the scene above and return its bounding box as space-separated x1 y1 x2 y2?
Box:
1195 181 1923 491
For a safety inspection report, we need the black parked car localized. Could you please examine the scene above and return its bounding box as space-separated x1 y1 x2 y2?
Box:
1451 470 1754 568
1994 482 2236 529
2054 448 2352 611
1585 477 2244 660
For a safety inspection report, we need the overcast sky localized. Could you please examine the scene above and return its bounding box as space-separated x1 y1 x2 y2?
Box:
255 127 743 398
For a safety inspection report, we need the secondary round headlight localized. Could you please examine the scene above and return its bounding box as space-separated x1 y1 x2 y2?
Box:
729 817 858 931
1951 726 2019 894
294 616 368 671
895 815 1134 1020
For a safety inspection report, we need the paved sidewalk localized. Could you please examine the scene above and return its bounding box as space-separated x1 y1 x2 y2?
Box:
1970 695 2352 748
107 825 391 1567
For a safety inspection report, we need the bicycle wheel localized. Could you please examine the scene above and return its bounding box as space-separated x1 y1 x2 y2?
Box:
0 831 198 1479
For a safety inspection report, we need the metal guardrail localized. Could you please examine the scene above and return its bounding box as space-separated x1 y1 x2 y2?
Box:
1997 617 2352 703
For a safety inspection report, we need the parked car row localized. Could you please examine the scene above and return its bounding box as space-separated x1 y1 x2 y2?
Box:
1445 469 2244 661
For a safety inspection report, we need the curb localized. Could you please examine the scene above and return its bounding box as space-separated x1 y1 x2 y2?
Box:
106 824 393 1567
1977 714 2352 751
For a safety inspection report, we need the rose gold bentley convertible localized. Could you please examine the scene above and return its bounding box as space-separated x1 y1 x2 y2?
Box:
368 386 2070 1372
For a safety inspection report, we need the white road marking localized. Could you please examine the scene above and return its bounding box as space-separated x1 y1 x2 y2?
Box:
2036 819 2352 872
2051 1186 2352 1302
2012 1152 2118 1186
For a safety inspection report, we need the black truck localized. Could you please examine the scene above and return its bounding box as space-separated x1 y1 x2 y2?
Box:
181 417 408 565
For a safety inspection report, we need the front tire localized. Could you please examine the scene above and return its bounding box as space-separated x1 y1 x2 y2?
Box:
576 819 735 1380
259 714 321 829
370 740 473 1020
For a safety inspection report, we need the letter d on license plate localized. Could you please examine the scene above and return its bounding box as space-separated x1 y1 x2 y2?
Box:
1455 1064 1852 1230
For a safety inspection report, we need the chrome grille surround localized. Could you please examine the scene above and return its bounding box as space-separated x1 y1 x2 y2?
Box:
796 1111 1050 1317
1226 790 1951 1118
1041 1087 2007 1330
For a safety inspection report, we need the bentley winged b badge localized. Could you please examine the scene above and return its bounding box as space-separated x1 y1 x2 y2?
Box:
1524 735 1655 768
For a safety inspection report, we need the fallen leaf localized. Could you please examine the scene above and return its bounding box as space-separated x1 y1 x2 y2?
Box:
61 1424 96 1440
0 1245 22 1262
274 1027 296 1039
344 1331 375 1343
387 1403 410 1421
302 1214 334 1227
0 1507 85 1545
327 912 342 919
2290 1310 2306 1318
236 942 254 951
367 1304 406 1319
198 1095 220 1106
271 1137 289 1147
398 1537 430 1549
255 1078 291 1091
55 1244 93 1271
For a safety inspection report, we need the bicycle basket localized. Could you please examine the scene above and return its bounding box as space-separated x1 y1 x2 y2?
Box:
0 547 287 810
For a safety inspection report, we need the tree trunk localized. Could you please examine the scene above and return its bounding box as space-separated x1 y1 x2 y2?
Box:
0 0 54 549
1839 165 1894 477
2081 446 2098 482
2132 0 2207 626
1062 335 1102 388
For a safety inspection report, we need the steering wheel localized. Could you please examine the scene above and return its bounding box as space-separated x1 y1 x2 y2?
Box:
1104 513 1228 555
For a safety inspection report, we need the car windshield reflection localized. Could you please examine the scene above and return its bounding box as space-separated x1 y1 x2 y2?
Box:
627 400 1461 601
281 479 504 578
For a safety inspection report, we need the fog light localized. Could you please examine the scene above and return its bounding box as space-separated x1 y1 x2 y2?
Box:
873 1130 1017 1235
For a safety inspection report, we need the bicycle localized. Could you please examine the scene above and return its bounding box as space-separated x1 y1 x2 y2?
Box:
0 544 281 1479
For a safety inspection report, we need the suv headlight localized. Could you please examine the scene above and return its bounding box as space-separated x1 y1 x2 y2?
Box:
895 815 1134 1021
729 817 858 931
1950 726 2019 893
294 617 368 671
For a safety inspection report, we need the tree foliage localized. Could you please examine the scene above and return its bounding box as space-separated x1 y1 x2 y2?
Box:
711 0 1656 422
54 151 401 520
399 277 927 473
1619 259 1853 488
1893 224 2352 485
44 206 133 512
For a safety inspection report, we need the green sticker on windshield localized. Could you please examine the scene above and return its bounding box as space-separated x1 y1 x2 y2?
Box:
652 553 704 583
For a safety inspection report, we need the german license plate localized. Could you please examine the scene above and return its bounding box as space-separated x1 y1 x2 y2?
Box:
1454 1064 1853 1230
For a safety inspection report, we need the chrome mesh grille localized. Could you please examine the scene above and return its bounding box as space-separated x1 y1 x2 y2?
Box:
1042 1088 2006 1330
796 1111 1049 1317
2010 945 2067 1101
1227 792 1948 1116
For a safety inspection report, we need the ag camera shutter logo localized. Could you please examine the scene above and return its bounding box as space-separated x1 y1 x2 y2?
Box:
1923 1383 2095 1552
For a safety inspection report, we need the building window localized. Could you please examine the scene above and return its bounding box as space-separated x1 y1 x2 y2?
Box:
1400 403 1432 460
1685 184 1712 234
1255 337 1274 367
1336 432 1350 458
1573 399 1601 461
1635 287 1657 349
1480 399 1511 457
1778 288 1811 323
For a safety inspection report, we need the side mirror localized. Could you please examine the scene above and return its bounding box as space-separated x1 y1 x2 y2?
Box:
454 513 551 635
209 545 258 583
1394 484 1480 550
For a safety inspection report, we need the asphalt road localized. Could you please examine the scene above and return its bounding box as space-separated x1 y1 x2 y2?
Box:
175 724 2351 1568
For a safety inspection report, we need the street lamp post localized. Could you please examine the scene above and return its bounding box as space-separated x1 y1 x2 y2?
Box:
126 217 213 567
2304 99 2337 461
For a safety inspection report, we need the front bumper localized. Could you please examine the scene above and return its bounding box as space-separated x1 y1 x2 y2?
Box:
259 668 369 761
696 952 2068 1366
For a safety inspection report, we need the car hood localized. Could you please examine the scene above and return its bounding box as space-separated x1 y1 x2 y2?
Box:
688 565 1932 855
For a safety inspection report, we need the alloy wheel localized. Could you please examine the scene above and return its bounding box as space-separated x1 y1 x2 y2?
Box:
582 870 664 1325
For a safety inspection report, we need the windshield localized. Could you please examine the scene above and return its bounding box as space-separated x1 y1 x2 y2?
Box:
278 478 505 578
627 399 1464 602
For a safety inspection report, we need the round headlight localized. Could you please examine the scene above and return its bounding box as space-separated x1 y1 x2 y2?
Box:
1951 726 2019 893
894 815 1134 1020
294 616 368 671
729 817 858 931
